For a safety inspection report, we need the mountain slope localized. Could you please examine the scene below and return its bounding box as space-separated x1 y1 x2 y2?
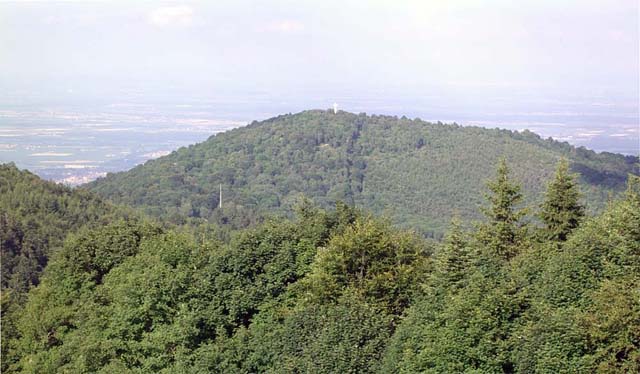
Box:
86 110 638 235
0 163 133 292
0 163 141 371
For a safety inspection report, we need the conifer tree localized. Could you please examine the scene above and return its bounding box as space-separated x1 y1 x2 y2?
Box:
478 158 526 260
539 159 585 242
624 173 640 204
433 217 471 289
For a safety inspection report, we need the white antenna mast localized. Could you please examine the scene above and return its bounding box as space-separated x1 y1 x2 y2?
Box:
219 183 222 209
333 103 338 114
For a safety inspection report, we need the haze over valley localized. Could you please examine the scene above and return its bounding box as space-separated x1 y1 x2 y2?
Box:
1 1 637 185
2 89 637 185
0 98 242 184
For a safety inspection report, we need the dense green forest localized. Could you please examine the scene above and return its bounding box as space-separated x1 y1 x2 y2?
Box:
86 110 638 236
4 158 639 372
0 164 139 370
0 164 139 294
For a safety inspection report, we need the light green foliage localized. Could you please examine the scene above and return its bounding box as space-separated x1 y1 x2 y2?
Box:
297 215 430 315
579 277 640 372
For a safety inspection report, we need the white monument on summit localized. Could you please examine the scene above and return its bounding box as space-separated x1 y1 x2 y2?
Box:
333 103 338 114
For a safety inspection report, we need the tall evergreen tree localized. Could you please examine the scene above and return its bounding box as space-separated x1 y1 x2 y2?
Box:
433 217 471 289
478 158 526 260
624 173 640 204
539 159 585 242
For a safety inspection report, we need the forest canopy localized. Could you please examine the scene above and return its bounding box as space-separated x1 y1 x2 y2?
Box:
3 158 638 373
86 110 638 237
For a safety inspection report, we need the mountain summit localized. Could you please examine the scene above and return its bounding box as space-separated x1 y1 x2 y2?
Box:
86 110 637 235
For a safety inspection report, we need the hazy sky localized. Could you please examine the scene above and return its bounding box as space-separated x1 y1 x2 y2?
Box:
1 0 638 105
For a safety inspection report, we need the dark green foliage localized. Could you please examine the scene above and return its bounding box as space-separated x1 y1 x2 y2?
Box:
385 272 525 373
250 292 394 374
179 211 429 373
386 174 640 373
190 216 330 336
1 289 22 370
7 203 380 373
0 163 135 372
431 217 472 289
477 159 527 261
11 221 163 372
86 110 637 236
539 158 585 242
384 208 525 373
0 163 129 293
203 291 394 374
511 176 640 372
4 159 639 373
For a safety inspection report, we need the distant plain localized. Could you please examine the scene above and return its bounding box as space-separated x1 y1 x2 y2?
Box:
1 91 637 185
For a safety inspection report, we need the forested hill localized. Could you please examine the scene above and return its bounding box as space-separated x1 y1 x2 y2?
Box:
0 163 135 293
1 164 142 369
86 110 638 235
8 169 640 372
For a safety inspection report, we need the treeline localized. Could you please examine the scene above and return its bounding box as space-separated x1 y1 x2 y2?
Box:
86 110 638 237
4 159 638 372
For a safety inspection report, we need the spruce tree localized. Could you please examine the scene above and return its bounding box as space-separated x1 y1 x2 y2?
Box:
478 158 526 260
624 173 640 204
539 159 584 242
433 217 471 289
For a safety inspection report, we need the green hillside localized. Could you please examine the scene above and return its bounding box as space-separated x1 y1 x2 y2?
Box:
0 163 142 370
8 169 640 373
86 110 638 236
0 163 138 294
